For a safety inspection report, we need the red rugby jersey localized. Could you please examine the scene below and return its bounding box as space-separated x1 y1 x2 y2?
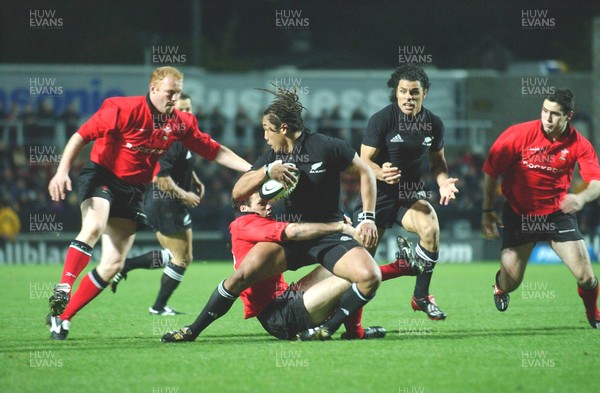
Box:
77 96 220 184
229 213 289 319
483 120 600 215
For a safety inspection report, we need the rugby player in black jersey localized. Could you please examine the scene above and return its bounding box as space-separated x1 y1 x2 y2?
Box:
161 88 383 342
354 64 459 320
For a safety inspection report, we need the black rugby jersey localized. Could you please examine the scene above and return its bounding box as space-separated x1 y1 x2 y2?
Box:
362 103 444 196
252 132 355 223
155 141 196 195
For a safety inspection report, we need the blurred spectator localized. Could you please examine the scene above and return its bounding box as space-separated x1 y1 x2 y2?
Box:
316 109 335 137
208 107 226 140
19 103 38 137
37 99 56 143
350 107 367 151
61 102 81 136
195 106 208 127
0 199 20 242
234 106 251 140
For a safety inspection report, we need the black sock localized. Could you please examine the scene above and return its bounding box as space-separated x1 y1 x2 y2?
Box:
152 262 186 310
90 268 109 289
322 283 373 334
414 243 439 298
122 250 169 274
188 280 237 338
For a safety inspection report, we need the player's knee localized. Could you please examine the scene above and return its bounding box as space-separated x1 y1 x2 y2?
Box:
576 272 595 289
79 221 105 243
224 271 251 295
355 264 381 292
418 221 439 243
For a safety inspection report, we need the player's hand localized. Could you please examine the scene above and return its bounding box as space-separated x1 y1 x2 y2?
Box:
356 220 378 249
481 211 501 240
269 162 299 190
181 191 201 208
343 214 353 226
340 222 356 237
560 193 585 214
380 162 401 184
48 171 71 201
439 178 459 205
194 181 205 201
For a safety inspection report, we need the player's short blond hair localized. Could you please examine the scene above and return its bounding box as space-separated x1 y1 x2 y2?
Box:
149 66 183 86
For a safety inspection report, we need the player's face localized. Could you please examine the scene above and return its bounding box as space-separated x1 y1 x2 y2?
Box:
396 80 427 116
262 116 287 151
244 194 272 217
541 99 572 135
175 98 192 113
149 76 183 114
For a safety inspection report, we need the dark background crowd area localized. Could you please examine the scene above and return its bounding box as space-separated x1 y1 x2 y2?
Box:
1 102 599 240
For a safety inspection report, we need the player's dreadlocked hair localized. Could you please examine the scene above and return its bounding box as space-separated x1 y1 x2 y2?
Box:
387 64 431 102
545 88 574 113
257 86 306 132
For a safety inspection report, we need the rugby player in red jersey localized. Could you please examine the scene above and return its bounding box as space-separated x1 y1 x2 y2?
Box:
161 192 423 342
482 88 600 328
47 67 251 340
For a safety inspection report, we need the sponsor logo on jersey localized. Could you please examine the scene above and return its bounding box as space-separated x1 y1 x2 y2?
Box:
340 236 352 241
125 142 165 155
390 134 404 143
309 162 326 173
422 136 434 146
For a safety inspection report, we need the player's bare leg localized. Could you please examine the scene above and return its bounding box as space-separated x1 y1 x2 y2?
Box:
550 240 600 328
401 200 445 319
493 243 535 312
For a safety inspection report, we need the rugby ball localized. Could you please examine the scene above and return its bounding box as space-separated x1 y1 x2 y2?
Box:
259 179 290 202
259 163 299 202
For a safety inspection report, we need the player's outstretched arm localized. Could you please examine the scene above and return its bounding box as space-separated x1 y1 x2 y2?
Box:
48 133 86 201
214 145 252 172
283 221 354 241
428 148 459 205
153 175 201 208
481 173 501 240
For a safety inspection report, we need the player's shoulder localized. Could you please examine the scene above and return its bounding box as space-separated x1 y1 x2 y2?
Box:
174 110 197 125
306 132 350 149
102 95 144 107
421 107 444 125
370 103 397 121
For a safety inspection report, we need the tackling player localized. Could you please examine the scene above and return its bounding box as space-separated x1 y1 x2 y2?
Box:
482 88 600 328
354 64 459 320
110 93 206 316
47 67 251 340
161 192 423 342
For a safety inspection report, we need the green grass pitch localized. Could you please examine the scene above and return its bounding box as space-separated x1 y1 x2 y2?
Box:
1 262 598 393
